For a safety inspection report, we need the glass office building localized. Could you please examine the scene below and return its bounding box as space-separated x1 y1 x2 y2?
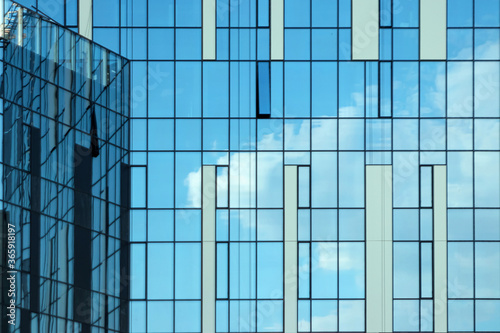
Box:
2 0 500 332
0 3 131 332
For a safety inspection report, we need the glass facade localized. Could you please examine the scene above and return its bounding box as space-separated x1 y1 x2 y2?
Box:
2 0 500 332
0 3 130 332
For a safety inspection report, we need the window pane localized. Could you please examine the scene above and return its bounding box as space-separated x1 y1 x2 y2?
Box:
257 243 283 298
175 243 201 299
394 242 419 298
312 243 337 298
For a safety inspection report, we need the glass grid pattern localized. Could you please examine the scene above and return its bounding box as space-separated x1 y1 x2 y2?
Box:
0 3 130 333
3 0 499 332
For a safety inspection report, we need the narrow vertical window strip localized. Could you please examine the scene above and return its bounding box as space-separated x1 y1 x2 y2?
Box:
379 61 392 117
257 61 271 118
380 0 392 27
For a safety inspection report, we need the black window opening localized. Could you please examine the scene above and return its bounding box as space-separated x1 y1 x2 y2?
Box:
257 61 271 118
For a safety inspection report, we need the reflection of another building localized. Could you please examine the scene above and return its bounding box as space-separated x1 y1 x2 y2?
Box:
0 4 130 333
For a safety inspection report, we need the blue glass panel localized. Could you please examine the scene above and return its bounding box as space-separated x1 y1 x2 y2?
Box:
147 243 173 299
203 62 229 117
175 152 202 208
176 0 202 27
420 242 432 298
130 244 146 299
394 242 419 298
474 62 499 117
475 0 500 27
258 0 269 26
448 209 473 241
257 300 283 332
312 119 337 150
476 300 500 331
312 209 337 241
299 243 310 298
148 29 174 60
175 301 201 332
229 243 257 298
284 63 310 117
449 300 474 331
216 301 229 332
379 28 392 60
175 210 201 241
475 209 500 240
175 244 201 299
448 29 473 60
217 243 228 299
448 242 473 298
148 62 174 117
393 62 418 117
393 0 418 27
393 29 418 60
311 152 337 207
338 29 351 60
257 210 283 241
339 209 364 241
130 302 146 332
448 152 473 207
257 152 283 207
312 63 337 117
447 62 473 117
447 119 473 150
338 242 364 298
285 0 310 27
379 62 392 117
257 243 283 298
311 300 337 330
176 62 202 117
148 119 174 151
257 61 271 117
312 0 338 27
380 0 392 27
257 29 270 60
475 152 500 207
149 0 175 27
217 28 230 60
339 300 364 331
312 29 337 60
339 63 364 117
339 152 364 207
285 29 311 60
420 62 445 117
93 0 119 26
148 301 173 333
203 119 229 150
393 209 419 240
339 0 351 27
474 29 500 60
448 0 473 27
298 300 311 331
176 29 202 60
148 210 173 242
148 153 174 208
475 242 500 298
394 300 419 331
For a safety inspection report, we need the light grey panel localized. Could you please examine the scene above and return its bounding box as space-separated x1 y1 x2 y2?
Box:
203 0 216 60
202 166 216 333
352 0 379 60
433 165 448 332
78 0 92 39
284 165 297 333
366 165 392 333
420 0 447 60
270 0 284 60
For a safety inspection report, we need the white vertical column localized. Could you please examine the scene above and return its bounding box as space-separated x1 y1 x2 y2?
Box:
352 0 379 60
433 165 448 333
78 0 92 40
202 166 216 333
270 0 284 60
17 7 22 46
284 166 297 333
420 0 447 60
203 0 216 60
366 165 393 333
